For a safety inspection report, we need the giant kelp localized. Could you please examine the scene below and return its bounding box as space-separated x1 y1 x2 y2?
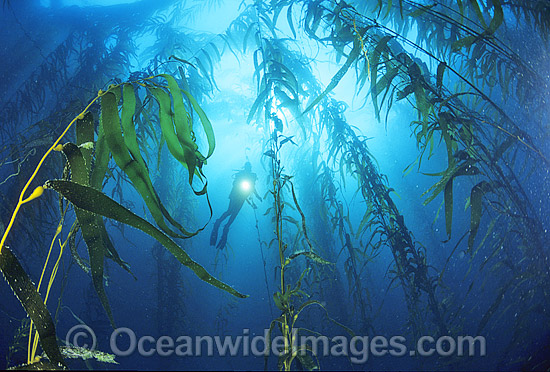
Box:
219 0 549 368
0 74 247 366
1 0 549 370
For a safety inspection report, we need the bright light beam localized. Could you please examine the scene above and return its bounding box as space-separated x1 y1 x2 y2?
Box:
240 180 251 192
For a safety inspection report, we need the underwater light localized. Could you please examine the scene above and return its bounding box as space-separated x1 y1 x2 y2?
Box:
240 180 252 192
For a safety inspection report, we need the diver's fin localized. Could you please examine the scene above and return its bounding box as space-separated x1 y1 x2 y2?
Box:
217 225 229 249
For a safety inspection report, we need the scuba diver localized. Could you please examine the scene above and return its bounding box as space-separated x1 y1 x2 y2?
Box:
210 162 262 249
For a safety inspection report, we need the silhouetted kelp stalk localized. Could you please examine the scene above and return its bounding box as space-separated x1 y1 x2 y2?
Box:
315 162 378 335
319 99 449 339
289 144 354 333
0 75 249 367
237 3 355 369
264 122 351 371
152 243 188 342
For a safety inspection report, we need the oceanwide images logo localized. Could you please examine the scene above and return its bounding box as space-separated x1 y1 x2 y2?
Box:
66 325 486 363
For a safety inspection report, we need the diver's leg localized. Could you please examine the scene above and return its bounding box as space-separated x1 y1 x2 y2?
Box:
216 227 229 249
216 218 231 249
216 208 241 249
210 210 231 246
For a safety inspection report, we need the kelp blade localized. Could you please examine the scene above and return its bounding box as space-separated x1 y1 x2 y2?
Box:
45 179 247 299
101 90 194 239
74 116 136 277
0 246 65 367
61 143 116 328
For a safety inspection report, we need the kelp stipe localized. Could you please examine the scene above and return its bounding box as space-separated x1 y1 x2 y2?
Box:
263 125 352 371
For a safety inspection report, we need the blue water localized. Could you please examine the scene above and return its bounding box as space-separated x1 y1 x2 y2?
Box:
1 0 549 370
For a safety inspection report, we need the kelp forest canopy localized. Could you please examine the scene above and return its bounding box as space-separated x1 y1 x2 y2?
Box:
0 0 549 370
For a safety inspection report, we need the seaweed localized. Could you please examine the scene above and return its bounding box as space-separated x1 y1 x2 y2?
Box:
0 75 246 365
2 0 549 369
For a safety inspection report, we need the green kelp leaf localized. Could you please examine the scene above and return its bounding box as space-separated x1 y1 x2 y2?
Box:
436 62 446 92
402 158 419 177
438 112 457 165
125 85 203 231
372 66 399 114
469 216 498 259
304 0 323 38
422 159 480 205
90 107 110 190
154 75 211 196
273 292 286 311
45 180 247 299
264 150 276 159
279 135 296 146
476 279 513 334
102 90 195 239
211 39 226 67
169 55 197 69
295 351 319 371
469 0 487 29
370 35 393 120
75 112 94 177
181 89 215 159
149 87 189 168
65 143 133 281
61 143 115 328
0 246 66 368
488 0 504 34
492 135 515 161
193 55 216 90
303 37 362 114
451 35 477 52
408 62 430 125
242 22 257 53
120 84 145 170
74 113 135 279
99 220 134 279
264 315 286 370
221 34 240 62
247 88 269 123
383 0 393 19
178 66 194 128
444 178 453 238
457 0 464 15
270 60 300 93
161 74 201 182
287 3 296 39
288 250 333 265
423 160 483 238
408 3 436 18
468 181 493 251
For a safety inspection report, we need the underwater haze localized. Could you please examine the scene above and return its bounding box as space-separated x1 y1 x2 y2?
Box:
0 0 549 370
